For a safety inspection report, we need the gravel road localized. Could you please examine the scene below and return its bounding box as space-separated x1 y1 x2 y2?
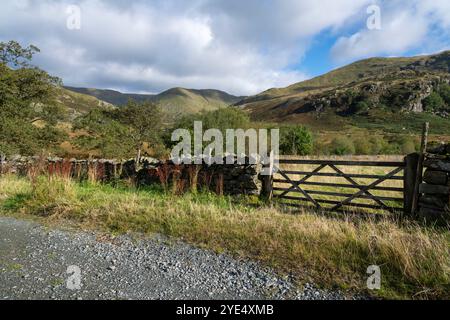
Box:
0 216 353 300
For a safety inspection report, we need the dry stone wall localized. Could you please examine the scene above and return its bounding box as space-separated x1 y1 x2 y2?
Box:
419 143 450 221
0 156 263 196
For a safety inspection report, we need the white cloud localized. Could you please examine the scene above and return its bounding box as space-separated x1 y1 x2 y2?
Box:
0 0 375 95
0 0 447 95
331 0 450 63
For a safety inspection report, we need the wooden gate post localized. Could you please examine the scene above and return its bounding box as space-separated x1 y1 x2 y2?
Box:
261 174 273 201
404 153 419 217
261 152 274 201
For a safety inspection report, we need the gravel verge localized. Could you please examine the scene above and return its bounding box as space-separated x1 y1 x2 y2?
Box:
0 216 360 300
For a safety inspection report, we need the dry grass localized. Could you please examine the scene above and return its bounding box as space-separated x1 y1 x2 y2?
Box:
0 173 449 299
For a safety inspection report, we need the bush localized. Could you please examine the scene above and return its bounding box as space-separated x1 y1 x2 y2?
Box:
423 92 445 112
353 137 372 155
438 84 450 105
369 136 386 155
352 101 370 115
400 138 417 154
279 126 313 155
331 136 355 155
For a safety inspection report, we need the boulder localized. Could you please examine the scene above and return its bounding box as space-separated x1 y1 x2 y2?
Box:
423 170 448 185
423 159 450 172
426 142 448 155
418 207 449 219
420 195 448 209
419 183 450 195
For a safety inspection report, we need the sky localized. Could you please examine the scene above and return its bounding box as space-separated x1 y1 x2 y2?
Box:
0 0 449 96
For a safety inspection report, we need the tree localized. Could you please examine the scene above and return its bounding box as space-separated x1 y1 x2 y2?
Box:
279 126 313 156
73 108 135 158
116 100 165 162
74 101 165 160
0 41 66 156
438 84 450 106
423 92 445 112
167 107 251 152
0 40 40 68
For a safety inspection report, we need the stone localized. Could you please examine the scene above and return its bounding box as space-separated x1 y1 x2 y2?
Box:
423 170 448 185
426 143 447 155
418 207 449 222
419 183 450 195
420 195 448 209
423 159 450 172
424 153 448 160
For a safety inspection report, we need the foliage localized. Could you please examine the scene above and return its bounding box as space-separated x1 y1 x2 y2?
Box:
438 84 450 105
174 107 250 132
0 40 40 68
0 41 66 156
116 100 165 160
73 101 165 159
73 108 135 158
351 101 370 115
331 136 355 155
353 137 372 155
279 126 313 155
423 92 445 112
165 108 251 151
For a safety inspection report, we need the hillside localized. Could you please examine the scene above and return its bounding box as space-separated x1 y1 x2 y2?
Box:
65 86 244 117
55 87 114 120
237 51 450 134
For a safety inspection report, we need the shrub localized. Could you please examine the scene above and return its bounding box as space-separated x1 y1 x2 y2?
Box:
331 136 355 155
352 101 370 115
438 84 450 105
354 137 372 155
279 126 313 155
423 92 445 112
369 136 385 155
400 138 417 154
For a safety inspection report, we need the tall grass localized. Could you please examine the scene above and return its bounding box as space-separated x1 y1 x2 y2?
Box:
0 174 448 299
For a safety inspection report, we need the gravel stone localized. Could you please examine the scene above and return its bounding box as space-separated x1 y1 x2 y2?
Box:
0 217 362 300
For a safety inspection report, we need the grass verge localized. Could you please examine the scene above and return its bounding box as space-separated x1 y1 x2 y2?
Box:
0 174 449 299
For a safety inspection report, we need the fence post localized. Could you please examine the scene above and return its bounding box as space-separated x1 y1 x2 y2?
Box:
261 152 274 201
262 174 273 201
404 153 419 217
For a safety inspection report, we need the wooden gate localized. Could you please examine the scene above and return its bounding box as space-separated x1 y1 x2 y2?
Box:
271 158 407 213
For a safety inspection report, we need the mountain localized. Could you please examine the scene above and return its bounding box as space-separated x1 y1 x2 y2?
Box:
236 51 450 133
65 86 244 117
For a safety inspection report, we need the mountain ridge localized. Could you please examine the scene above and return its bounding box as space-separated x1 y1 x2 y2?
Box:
65 86 245 117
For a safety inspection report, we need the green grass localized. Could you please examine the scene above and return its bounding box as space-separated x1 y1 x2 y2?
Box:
0 175 449 299
352 111 450 135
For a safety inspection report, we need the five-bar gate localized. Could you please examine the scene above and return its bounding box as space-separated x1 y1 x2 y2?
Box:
272 159 407 213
